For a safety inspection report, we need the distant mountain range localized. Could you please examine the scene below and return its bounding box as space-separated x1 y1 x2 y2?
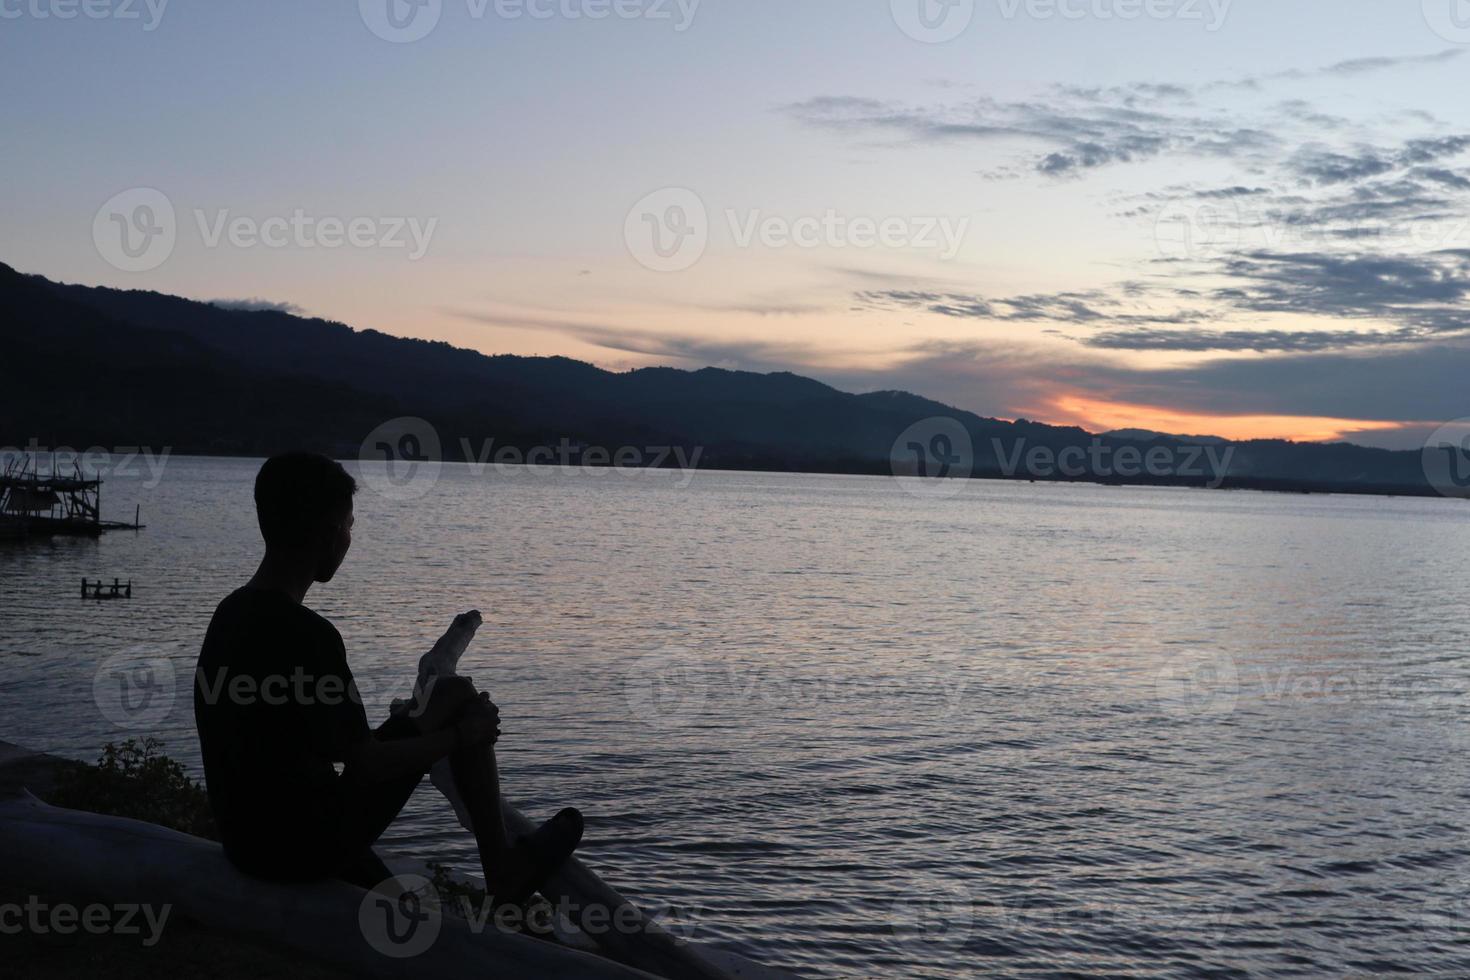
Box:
0 261 1455 497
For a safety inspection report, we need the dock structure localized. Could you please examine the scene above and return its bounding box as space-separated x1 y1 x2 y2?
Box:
0 455 143 539
82 578 133 600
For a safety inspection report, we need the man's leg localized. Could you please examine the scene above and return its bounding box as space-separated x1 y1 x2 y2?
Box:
398 677 515 880
328 712 429 884
448 738 514 879
406 676 582 904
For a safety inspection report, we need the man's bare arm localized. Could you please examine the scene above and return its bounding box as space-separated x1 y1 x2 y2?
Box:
343 696 500 784
344 728 458 783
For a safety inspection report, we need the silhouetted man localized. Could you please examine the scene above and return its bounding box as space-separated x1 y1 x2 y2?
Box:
194 452 580 902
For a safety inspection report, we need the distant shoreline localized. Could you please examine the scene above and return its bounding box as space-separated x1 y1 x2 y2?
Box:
13 446 1462 503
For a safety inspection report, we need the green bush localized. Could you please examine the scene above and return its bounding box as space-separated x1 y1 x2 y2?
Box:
50 738 217 840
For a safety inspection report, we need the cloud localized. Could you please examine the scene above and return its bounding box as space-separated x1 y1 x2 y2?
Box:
450 294 1468 445
859 288 1120 323
1411 167 1470 191
1214 250 1470 322
855 244 1470 353
782 92 1262 177
1323 49 1464 75
1218 48 1464 90
1287 146 1396 185
785 51 1464 180
818 335 1470 436
1082 326 1418 353
1196 185 1272 198
210 297 303 314
1399 135 1470 164
450 309 872 368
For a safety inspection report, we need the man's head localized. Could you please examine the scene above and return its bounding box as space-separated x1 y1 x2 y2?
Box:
254 452 357 582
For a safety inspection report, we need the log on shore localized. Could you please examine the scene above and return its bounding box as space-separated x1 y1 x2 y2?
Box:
0 792 664 980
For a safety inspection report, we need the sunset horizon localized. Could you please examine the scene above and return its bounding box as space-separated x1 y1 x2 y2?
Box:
7 2 1470 450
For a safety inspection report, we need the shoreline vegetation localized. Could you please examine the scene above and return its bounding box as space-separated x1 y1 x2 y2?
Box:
2 740 773 979
4 444 1464 503
0 739 355 979
3 259 1463 502
7 738 495 910
0 739 558 979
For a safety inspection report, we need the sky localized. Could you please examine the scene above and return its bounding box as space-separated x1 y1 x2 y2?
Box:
3 0 1470 447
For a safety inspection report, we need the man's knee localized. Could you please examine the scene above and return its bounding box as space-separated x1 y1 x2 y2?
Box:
427 674 477 704
413 675 477 730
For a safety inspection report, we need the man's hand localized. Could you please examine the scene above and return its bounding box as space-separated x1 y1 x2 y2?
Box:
455 693 501 748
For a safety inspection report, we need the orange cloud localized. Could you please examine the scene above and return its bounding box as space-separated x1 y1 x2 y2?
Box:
1048 395 1407 443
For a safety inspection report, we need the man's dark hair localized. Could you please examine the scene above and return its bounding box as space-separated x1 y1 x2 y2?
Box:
254 452 357 549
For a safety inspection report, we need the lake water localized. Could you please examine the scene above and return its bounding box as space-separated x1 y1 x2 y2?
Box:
2 454 1468 978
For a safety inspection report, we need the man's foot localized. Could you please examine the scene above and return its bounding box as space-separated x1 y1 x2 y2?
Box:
418 609 483 681
487 807 584 908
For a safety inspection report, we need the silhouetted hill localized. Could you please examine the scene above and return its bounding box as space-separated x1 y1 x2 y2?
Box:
0 261 1452 496
1106 428 1228 445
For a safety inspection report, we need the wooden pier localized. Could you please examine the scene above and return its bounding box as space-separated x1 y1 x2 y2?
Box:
82 578 132 600
0 455 144 539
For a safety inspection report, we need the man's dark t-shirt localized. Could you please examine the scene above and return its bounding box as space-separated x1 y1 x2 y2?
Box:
195 587 371 879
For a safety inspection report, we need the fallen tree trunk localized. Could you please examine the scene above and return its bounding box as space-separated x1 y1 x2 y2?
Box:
499 801 780 980
0 792 662 980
